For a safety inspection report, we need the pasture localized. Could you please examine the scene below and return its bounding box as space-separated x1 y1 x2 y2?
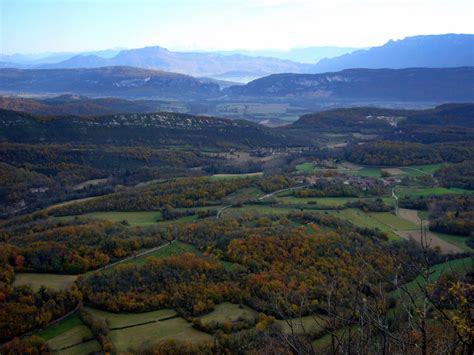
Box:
79 307 212 352
399 163 445 176
276 196 359 207
396 186 470 197
225 187 262 203
349 167 382 177
368 212 418 230
432 232 473 252
13 273 77 292
55 210 204 227
46 323 93 352
296 162 317 173
109 316 212 352
210 172 262 181
38 313 100 354
123 242 201 266
37 314 83 341
277 315 328 335
397 257 472 295
71 211 162 227
84 307 177 328
327 209 399 240
198 303 257 326
58 341 102 355
221 205 295 219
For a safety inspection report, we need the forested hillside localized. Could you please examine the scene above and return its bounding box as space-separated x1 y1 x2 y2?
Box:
0 109 302 148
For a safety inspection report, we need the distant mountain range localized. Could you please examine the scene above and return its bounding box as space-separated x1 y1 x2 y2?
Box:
211 46 360 64
37 47 312 82
0 48 124 66
0 67 221 100
311 34 474 73
226 67 474 102
2 34 471 82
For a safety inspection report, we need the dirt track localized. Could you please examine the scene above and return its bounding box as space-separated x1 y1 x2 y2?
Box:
398 208 422 224
397 208 463 254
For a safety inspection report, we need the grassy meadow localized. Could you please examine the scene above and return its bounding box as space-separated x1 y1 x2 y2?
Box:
13 273 77 292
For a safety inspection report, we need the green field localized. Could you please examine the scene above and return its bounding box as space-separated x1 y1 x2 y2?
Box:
124 242 201 266
58 340 102 355
225 187 261 203
37 314 83 341
109 316 212 352
56 210 205 227
396 186 471 197
46 323 93 351
401 257 472 294
296 162 317 173
13 273 77 292
400 163 445 176
277 196 359 207
221 205 294 219
56 211 162 227
327 209 400 240
312 326 357 351
83 307 211 352
276 315 328 335
368 212 418 230
84 307 177 328
209 173 262 181
198 303 257 326
349 167 382 177
434 233 473 252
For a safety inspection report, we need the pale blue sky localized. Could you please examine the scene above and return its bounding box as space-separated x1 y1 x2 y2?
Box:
1 0 473 54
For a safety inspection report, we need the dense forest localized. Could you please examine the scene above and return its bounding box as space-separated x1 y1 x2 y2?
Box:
345 141 474 166
435 161 474 189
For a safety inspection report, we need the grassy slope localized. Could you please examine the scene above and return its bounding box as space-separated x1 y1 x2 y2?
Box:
13 273 77 292
109 318 212 351
81 307 212 352
368 212 418 230
396 186 471 197
198 303 257 325
58 340 102 355
37 314 83 341
434 232 473 252
400 257 472 295
46 324 93 351
327 209 400 240
84 307 177 328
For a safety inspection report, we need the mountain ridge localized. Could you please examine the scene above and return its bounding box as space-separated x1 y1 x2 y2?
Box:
311 34 474 72
0 66 221 100
226 67 474 102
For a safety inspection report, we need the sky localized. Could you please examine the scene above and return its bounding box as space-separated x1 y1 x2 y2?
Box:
1 0 473 55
